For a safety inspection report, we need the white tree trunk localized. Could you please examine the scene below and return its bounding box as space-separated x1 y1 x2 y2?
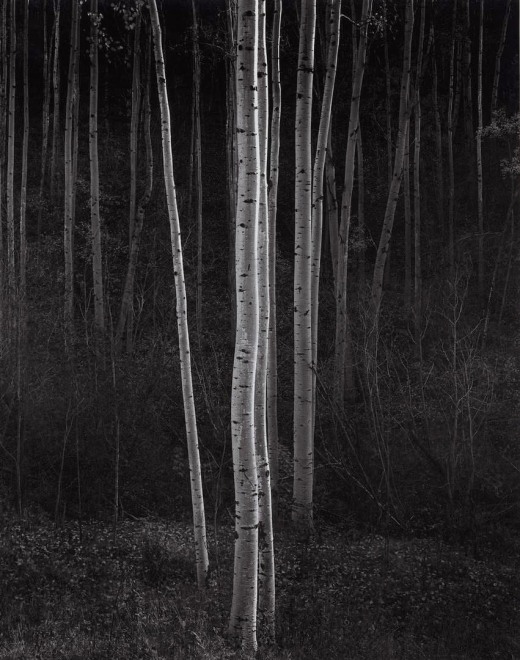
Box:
228 0 260 652
293 0 316 532
148 0 209 590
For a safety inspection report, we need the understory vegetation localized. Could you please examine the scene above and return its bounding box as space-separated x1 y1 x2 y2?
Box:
0 512 519 659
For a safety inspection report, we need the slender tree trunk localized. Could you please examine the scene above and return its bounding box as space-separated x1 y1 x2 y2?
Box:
19 0 28 308
254 1 275 639
357 127 366 289
383 0 392 188
50 0 60 206
371 0 414 323
447 0 458 279
37 0 52 239
267 0 281 524
293 0 316 533
226 0 237 344
6 0 15 299
310 0 341 456
228 0 260 651
333 0 371 406
190 0 204 340
116 28 153 356
476 0 484 297
432 38 444 237
413 0 426 359
0 0 6 275
404 120 411 309
462 0 473 145
491 0 511 117
128 11 141 247
326 125 339 286
148 0 209 590
90 0 105 335
64 1 79 328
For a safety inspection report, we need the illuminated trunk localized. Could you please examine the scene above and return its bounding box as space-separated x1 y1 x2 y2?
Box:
293 0 316 532
491 0 511 116
228 0 260 651
476 0 484 296
149 0 209 590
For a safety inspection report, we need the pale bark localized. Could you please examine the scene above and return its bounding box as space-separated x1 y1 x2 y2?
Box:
371 0 414 322
326 126 339 286
90 0 105 334
149 0 209 590
228 0 260 651
293 0 316 532
255 1 275 639
491 0 511 116
333 0 371 405
267 0 281 523
476 0 484 297
20 0 29 300
462 0 473 144
356 127 365 289
311 0 341 425
383 0 392 188
0 0 6 267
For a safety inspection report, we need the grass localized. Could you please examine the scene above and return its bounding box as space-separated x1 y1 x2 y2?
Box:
0 510 519 659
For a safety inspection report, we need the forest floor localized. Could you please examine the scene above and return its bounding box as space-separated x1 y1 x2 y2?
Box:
0 512 519 660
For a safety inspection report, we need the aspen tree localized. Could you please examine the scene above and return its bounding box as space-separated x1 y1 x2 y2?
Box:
37 0 52 239
404 121 411 310
191 0 203 339
64 0 80 328
116 24 153 356
50 0 60 205
462 0 473 144
491 0 511 116
228 0 260 650
293 0 316 532
123 8 142 351
19 0 28 304
333 0 371 406
0 0 6 268
356 128 366 289
255 0 275 638
413 0 426 358
89 0 105 334
476 0 484 297
148 0 209 589
447 0 458 278
311 0 341 425
6 0 15 298
225 0 238 342
371 0 414 323
128 10 141 248
432 34 444 236
383 0 392 188
267 0 281 521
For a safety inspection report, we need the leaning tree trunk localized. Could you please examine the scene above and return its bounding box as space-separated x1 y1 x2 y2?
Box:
371 0 414 324
148 0 209 590
89 0 105 335
267 0 281 524
333 0 371 406
311 0 341 431
228 0 261 652
293 0 316 533
491 0 511 117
